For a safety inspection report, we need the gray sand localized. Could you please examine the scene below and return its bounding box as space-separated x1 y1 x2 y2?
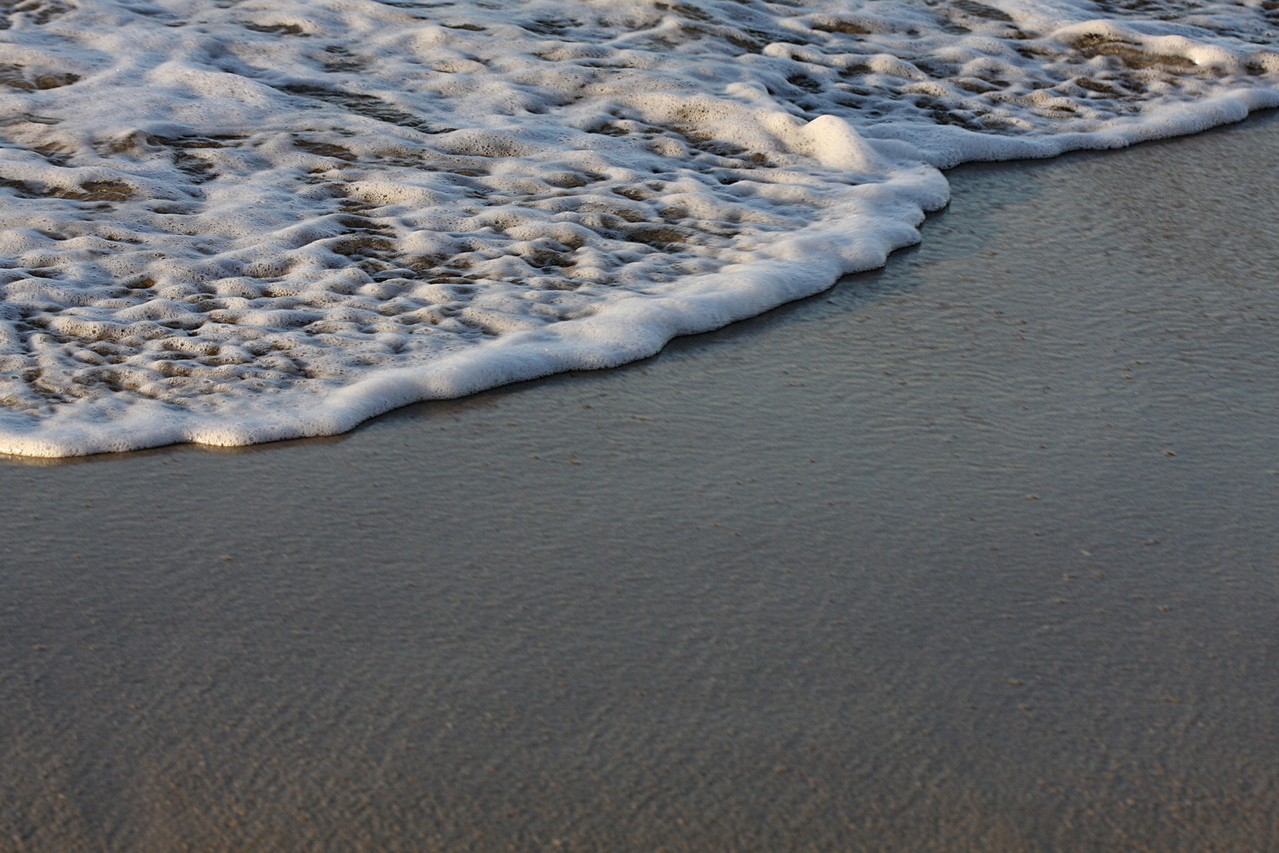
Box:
2 113 1277 851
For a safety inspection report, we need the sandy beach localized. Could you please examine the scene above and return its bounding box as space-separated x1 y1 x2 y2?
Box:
1 111 1277 851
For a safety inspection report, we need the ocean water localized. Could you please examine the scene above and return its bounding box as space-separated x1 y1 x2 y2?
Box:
1 0 1277 456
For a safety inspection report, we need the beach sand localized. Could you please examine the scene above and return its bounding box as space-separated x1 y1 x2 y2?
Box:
1 113 1277 851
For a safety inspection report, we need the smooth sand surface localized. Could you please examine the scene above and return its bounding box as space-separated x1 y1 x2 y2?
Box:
2 113 1277 851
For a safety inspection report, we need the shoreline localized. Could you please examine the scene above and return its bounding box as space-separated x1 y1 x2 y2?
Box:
4 105 1278 460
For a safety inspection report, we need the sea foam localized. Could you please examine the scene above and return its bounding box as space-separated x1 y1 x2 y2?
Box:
1 0 1277 456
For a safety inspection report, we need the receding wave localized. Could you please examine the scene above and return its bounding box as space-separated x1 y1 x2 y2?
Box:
1 0 1277 456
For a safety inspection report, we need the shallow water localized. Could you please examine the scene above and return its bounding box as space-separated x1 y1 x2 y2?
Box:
3 0 1279 454
1 112 1275 850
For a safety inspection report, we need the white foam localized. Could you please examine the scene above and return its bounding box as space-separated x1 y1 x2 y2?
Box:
1 0 1277 456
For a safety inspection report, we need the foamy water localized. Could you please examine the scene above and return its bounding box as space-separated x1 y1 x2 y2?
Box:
1 0 1276 456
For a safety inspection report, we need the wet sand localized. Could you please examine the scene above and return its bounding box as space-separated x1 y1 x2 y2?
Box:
2 113 1277 851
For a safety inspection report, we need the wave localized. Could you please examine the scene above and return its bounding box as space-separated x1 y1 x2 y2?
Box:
1 0 1276 456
